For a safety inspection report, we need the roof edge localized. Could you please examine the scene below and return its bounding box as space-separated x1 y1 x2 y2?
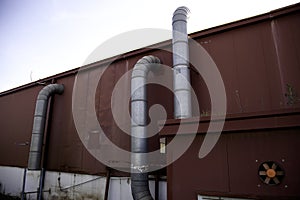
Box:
190 2 300 38
1 3 299 96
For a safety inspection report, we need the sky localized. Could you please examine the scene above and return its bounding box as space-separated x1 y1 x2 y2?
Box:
0 0 299 92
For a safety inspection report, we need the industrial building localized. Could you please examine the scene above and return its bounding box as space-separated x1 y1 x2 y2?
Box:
0 3 299 200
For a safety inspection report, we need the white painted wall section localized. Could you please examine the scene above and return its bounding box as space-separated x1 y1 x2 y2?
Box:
0 166 167 200
0 166 24 196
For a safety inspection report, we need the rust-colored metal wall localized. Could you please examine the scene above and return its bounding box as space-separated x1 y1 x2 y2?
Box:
193 21 283 113
165 128 300 199
191 11 300 114
162 5 300 199
160 108 300 199
44 49 174 175
0 3 299 194
0 84 45 167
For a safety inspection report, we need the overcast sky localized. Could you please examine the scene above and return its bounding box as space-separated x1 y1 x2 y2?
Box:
0 0 299 92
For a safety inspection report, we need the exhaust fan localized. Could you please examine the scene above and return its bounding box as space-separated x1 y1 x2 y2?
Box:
258 161 285 185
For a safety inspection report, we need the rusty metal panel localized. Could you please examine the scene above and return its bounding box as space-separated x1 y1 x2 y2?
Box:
233 23 277 113
0 85 41 167
194 32 239 114
271 12 300 107
166 128 300 200
44 50 174 174
191 22 288 116
193 20 287 115
227 129 300 198
44 49 174 174
258 21 286 110
167 134 229 200
46 75 82 172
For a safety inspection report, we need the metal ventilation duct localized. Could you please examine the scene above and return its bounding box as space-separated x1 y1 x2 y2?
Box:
131 55 161 200
28 83 64 170
172 6 192 119
131 5 191 200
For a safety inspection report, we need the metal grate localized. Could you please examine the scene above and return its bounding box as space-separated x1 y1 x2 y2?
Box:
258 161 285 185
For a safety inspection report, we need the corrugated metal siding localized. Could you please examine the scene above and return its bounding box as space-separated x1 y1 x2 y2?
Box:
166 128 300 200
227 129 300 197
192 18 297 114
271 11 300 106
0 85 42 167
45 50 174 174
164 6 300 199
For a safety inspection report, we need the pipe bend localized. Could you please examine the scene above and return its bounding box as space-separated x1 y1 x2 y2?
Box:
131 55 160 200
136 55 160 65
37 84 64 99
132 55 161 74
28 83 64 170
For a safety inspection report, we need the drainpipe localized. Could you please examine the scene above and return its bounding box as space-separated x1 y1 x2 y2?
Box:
104 168 111 200
28 83 64 170
21 168 27 200
172 6 192 119
131 55 161 200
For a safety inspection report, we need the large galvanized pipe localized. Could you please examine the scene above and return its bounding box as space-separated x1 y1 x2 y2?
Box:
131 55 160 200
172 6 192 119
28 83 64 170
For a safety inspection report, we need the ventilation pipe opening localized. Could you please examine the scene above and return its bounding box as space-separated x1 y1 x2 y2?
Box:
28 83 64 170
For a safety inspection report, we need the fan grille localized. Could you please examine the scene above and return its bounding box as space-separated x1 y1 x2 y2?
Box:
258 161 285 185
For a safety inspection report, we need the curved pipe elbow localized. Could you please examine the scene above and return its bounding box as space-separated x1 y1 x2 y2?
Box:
28 83 64 170
131 55 160 200
37 84 64 100
132 55 161 78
